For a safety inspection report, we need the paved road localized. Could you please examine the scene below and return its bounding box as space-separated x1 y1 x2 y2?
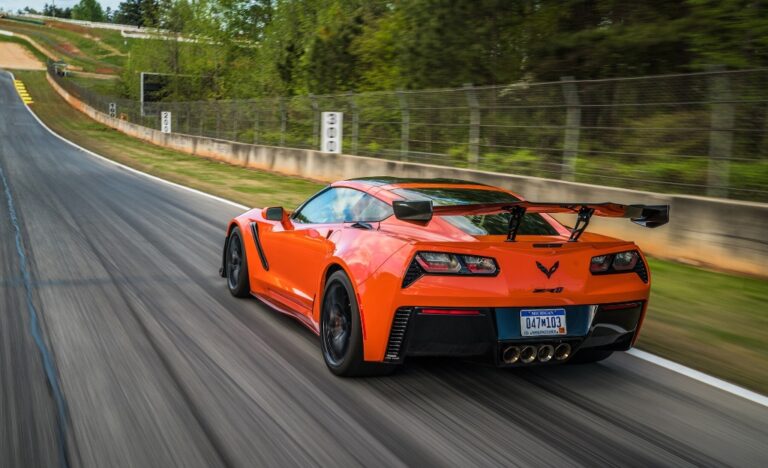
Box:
1 71 767 468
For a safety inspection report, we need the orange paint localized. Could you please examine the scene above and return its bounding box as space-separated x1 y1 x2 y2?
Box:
225 179 656 362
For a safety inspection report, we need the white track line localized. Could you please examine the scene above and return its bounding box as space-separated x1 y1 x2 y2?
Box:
6 71 248 211
7 71 767 408
627 349 767 407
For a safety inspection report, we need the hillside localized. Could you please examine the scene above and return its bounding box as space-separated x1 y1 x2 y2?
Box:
0 17 129 74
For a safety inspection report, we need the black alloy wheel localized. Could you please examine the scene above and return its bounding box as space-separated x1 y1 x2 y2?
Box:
320 270 396 377
322 280 352 367
226 227 250 297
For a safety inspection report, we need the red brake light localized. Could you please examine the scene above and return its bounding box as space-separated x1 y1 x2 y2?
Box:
612 251 639 271
415 252 498 275
462 255 498 274
590 255 612 273
590 250 641 274
420 308 483 316
416 252 462 273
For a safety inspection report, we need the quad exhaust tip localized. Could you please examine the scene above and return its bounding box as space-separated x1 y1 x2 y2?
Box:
537 344 555 363
519 345 537 364
502 343 573 364
501 346 520 364
554 343 572 361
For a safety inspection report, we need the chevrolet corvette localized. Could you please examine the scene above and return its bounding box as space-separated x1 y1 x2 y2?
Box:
220 177 669 376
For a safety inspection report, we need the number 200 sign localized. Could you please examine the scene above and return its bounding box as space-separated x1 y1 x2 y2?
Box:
321 112 343 154
161 111 172 134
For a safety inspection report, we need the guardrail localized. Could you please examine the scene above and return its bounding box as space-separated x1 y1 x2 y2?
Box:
20 13 167 33
48 64 768 202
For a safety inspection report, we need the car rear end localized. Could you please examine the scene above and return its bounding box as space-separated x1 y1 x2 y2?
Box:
358 181 666 367
377 236 650 366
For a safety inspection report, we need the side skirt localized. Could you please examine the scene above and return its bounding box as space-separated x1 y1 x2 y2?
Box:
251 292 320 336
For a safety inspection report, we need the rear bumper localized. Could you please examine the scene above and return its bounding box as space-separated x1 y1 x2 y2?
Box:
383 302 645 365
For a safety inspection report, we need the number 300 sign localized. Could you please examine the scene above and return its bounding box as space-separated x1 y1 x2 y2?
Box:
321 112 343 154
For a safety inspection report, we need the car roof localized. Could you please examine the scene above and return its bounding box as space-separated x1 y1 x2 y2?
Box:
344 176 491 188
333 177 524 202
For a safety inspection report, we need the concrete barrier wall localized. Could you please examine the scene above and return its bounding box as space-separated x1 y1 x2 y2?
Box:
48 74 768 278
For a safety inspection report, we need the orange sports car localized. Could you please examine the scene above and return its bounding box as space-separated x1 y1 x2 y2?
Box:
220 177 669 376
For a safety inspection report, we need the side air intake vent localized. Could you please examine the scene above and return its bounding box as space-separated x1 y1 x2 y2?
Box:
385 309 412 362
402 259 424 288
634 257 649 283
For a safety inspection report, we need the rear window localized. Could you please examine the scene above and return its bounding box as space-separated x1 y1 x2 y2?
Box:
392 188 558 236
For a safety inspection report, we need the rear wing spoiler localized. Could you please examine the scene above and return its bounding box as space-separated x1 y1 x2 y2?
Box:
393 201 670 242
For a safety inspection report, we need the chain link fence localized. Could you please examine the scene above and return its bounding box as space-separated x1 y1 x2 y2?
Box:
50 64 768 202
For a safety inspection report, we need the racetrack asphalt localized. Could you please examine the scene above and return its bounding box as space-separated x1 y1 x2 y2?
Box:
1 71 767 468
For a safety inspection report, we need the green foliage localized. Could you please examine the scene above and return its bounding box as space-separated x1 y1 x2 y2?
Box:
113 0 142 26
72 0 106 22
120 0 768 99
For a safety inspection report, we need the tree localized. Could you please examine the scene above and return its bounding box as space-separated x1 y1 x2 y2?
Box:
119 0 768 99
113 0 142 26
43 3 73 18
72 0 106 22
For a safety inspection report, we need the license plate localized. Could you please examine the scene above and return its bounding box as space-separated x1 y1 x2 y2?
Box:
520 309 567 337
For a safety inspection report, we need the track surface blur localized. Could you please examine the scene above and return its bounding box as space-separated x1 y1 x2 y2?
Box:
1 71 767 468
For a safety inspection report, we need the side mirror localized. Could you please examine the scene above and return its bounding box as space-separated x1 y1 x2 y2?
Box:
393 200 433 221
263 206 285 221
263 206 294 229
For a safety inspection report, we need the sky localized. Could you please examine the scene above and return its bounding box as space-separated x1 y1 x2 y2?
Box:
1 0 123 14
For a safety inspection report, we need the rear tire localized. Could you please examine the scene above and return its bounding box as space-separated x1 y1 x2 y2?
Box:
320 270 395 377
226 227 250 298
568 349 613 364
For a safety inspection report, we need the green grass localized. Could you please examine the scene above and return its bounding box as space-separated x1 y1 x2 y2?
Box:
13 70 768 395
0 19 126 73
639 259 768 393
69 75 122 97
15 71 322 209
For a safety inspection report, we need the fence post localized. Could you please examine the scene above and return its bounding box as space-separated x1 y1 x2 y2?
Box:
185 105 190 134
310 94 320 149
397 90 409 161
279 98 287 146
348 92 359 155
707 70 734 198
215 102 221 139
464 83 480 168
231 101 239 141
253 103 260 145
198 102 204 137
560 76 580 182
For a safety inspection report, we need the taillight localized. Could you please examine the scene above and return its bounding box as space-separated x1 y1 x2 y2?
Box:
590 255 612 273
414 252 498 275
590 250 645 279
462 255 498 274
612 251 639 271
415 252 462 273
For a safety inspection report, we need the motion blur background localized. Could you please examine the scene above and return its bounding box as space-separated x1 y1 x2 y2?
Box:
6 0 768 200
1 3 768 467
2 0 767 388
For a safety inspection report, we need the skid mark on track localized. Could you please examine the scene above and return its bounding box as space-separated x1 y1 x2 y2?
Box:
0 161 70 468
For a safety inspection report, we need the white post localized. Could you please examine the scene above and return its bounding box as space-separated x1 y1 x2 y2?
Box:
161 111 172 134
321 112 343 153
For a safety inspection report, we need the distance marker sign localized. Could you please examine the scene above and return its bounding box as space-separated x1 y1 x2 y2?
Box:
321 112 343 153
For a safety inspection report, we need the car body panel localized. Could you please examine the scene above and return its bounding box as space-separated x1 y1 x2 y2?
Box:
222 178 661 365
